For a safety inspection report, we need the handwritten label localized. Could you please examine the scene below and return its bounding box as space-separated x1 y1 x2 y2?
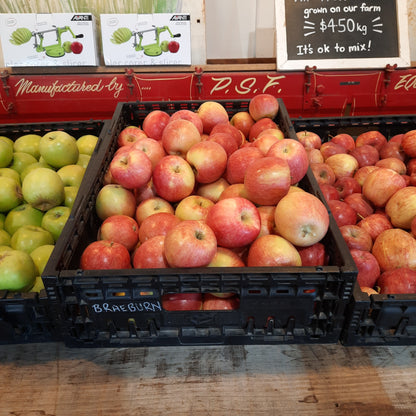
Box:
91 301 162 314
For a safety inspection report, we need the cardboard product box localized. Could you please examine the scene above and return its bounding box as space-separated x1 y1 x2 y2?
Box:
0 13 99 67
101 13 191 66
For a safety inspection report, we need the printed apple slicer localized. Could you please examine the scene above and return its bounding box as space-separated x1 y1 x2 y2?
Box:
9 25 85 57
110 25 181 56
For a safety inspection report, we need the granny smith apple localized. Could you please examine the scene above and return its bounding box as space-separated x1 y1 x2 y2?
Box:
13 134 42 159
63 41 72 53
160 40 169 52
39 131 79 169
29 275 45 293
11 225 54 254
0 167 21 185
76 154 91 169
41 205 71 242
57 164 85 187
4 203 44 236
77 134 98 156
30 244 54 276
64 185 79 208
10 152 38 175
0 137 13 168
21 161 52 182
22 167 65 211
0 229 11 246
0 177 23 213
0 249 37 291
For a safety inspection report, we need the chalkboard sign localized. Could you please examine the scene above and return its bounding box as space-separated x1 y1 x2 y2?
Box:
275 0 410 70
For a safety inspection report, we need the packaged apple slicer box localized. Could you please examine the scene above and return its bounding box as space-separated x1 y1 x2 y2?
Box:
0 13 99 67
100 13 191 66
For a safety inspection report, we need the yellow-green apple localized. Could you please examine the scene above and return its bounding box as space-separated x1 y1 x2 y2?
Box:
186 140 227 184
41 205 71 242
0 167 21 184
170 109 204 135
275 191 329 247
4 203 43 236
11 225 54 254
30 244 54 276
132 235 169 269
349 144 379 167
218 183 249 200
356 130 387 151
253 132 283 155
306 148 324 164
385 186 416 229
0 137 13 168
138 212 181 243
247 234 302 267
297 242 328 266
22 168 65 211
310 162 336 185
135 196 174 225
325 153 359 179
117 126 147 147
57 164 85 187
362 167 407 207
328 199 357 227
0 213 5 229
344 192 374 219
379 140 406 161
203 293 239 310
64 186 79 208
248 118 278 142
162 292 203 310
207 246 245 267
80 240 132 270
0 229 10 246
196 177 230 203
164 220 217 267
244 156 291 205
21 161 53 182
29 275 45 293
10 152 37 175
0 249 37 291
230 111 255 139
0 177 23 212
142 110 170 141
339 224 373 251
131 137 166 170
175 195 214 221
296 130 322 150
206 197 260 248
377 268 416 294
162 118 201 157
76 153 91 169
353 165 379 187
109 148 152 189
197 101 229 135
13 134 41 159
39 131 79 169
76 134 98 155
330 133 355 152
319 141 347 160
95 184 136 220
350 248 380 289
357 213 393 242
267 138 309 184
0 245 12 252
98 214 140 251
375 157 406 175
248 93 279 121
210 122 243 148
152 155 195 202
224 146 263 184
334 176 361 199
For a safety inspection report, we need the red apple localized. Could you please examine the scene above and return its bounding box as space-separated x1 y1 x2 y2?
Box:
244 156 291 205
375 157 407 175
267 138 309 184
401 130 416 158
208 132 238 157
135 196 174 225
161 118 201 157
407 158 416 175
168 40 180 53
70 41 83 54
297 242 327 266
334 176 361 199
379 141 406 161
197 101 229 134
117 126 147 147
385 186 416 229
203 293 239 310
225 146 264 184
248 118 278 142
327 200 357 227
138 212 181 243
247 234 302 267
319 183 340 201
296 130 322 150
218 183 248 200
344 193 374 219
354 165 379 187
377 268 416 294
142 110 170 141
134 180 156 203
306 148 324 164
164 220 217 267
362 167 407 207
131 137 166 170
274 191 329 247
390 134 404 144
152 155 195 202
170 109 203 135
257 128 284 140
230 111 255 139
208 247 245 267
320 141 347 160
248 94 279 121
257 205 277 237
350 248 381 289
349 144 380 167
80 240 131 270
339 224 373 251
132 235 169 269
99 214 140 252
175 195 214 221
253 132 284 155
196 177 230 202
325 153 359 179
330 133 355 152
357 213 393 242
205 197 260 248
356 130 387 151
162 293 203 311
310 162 336 185
210 122 243 148
95 184 136 221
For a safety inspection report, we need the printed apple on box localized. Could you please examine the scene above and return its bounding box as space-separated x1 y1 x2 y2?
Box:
100 13 191 66
0 13 99 67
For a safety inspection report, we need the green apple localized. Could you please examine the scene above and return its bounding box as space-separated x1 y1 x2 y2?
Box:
22 167 65 211
0 249 37 291
64 185 79 208
0 177 23 213
0 137 14 168
0 229 11 246
4 203 44 236
0 167 21 185
57 164 85 187
160 40 169 52
41 205 71 242
77 134 98 156
10 152 38 175
30 244 55 276
76 153 91 169
13 134 42 159
28 275 45 292
11 225 54 254
63 41 72 53
39 131 79 169
21 161 53 182
0 213 5 229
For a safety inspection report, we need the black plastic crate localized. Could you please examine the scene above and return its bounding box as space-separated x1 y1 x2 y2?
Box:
292 114 416 346
42 100 357 347
0 119 109 344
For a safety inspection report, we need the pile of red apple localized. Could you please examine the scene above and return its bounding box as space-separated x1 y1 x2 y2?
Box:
80 94 332 311
297 127 416 295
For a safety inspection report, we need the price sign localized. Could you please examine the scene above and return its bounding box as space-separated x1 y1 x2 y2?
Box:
275 0 410 70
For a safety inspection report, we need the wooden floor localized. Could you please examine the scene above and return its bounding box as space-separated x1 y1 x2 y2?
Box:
0 342 415 415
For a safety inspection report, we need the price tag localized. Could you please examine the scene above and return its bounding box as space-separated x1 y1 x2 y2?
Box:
275 0 410 70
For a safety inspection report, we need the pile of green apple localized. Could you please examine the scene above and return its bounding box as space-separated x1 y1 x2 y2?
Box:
0 130 98 292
